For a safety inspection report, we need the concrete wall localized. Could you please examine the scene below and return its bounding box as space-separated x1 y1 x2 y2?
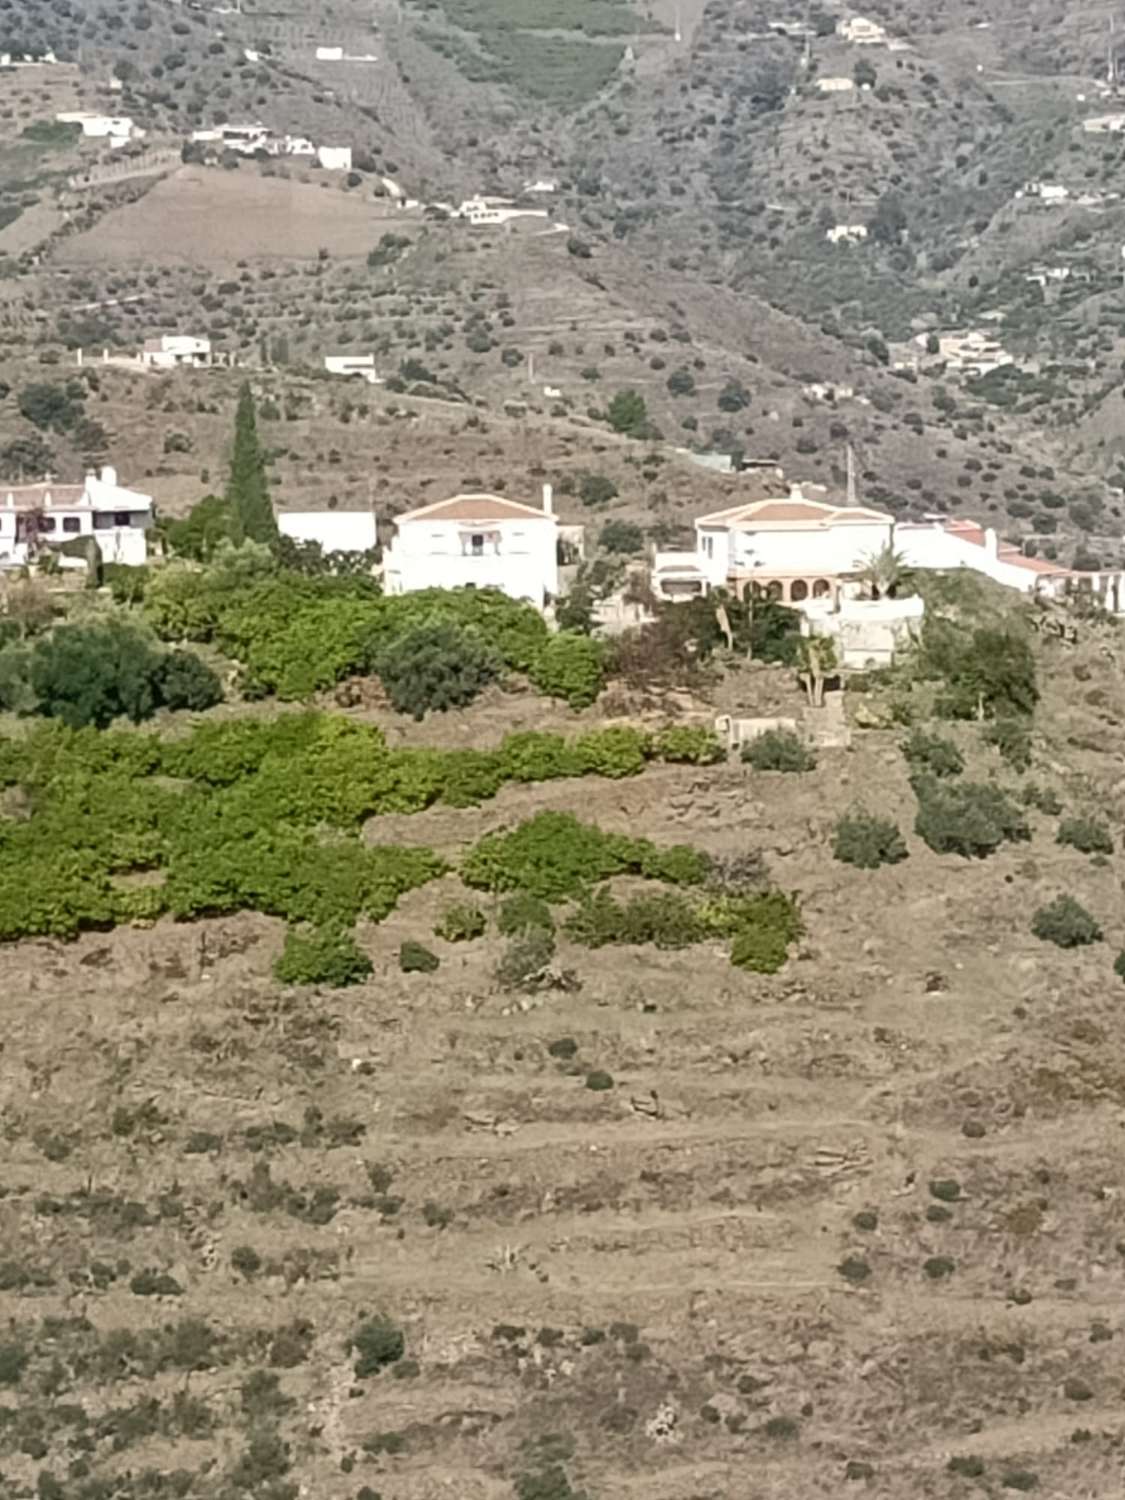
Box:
726 519 893 578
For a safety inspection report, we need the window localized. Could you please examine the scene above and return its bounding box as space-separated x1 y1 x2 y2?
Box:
469 533 484 556
703 535 714 558
62 516 81 534
114 511 130 527
39 516 57 532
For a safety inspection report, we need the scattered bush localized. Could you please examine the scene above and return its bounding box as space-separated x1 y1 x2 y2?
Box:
599 519 644 553
741 729 815 773
497 892 554 936
275 925 373 988
529 632 606 710
378 622 499 719
983 716 1032 770
923 1256 955 1279
564 887 706 949
399 940 440 974
1031 896 1102 948
901 729 963 779
913 777 1029 858
837 1256 871 1284
1022 782 1062 816
585 1070 614 1091
833 810 907 869
495 929 558 993
1057 817 1114 856
652 725 726 764
1115 951 1125 983
929 1179 961 1202
349 1316 405 1377
433 903 487 942
726 890 803 974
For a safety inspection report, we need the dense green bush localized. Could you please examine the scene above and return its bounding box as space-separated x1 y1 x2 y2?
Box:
103 563 149 606
982 716 1032 771
1031 896 1102 948
433 903 487 942
742 729 815 772
462 812 708 901
529 632 606 709
1057 817 1114 856
274 925 373 988
653 725 726 764
29 621 164 729
1022 782 1062 816
497 892 554 936
921 621 1038 720
399 940 439 973
564 888 707 949
901 729 963 779
913 776 1030 858
833 810 908 869
377 622 499 719
599 519 644 554
573 725 649 778
157 649 223 712
349 1316 405 1377
726 890 803 973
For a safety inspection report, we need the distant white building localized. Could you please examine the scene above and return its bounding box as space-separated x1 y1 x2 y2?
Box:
317 145 353 171
382 488 560 606
914 328 1012 376
1083 113 1125 133
140 335 213 369
837 15 888 44
278 511 378 555
827 223 868 245
816 76 856 93
56 111 141 147
457 196 549 227
896 518 1072 595
324 353 380 384
0 466 153 569
524 178 557 193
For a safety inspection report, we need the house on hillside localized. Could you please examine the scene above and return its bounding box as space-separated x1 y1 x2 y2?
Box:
651 485 895 605
895 517 1073 593
56 111 141 147
827 223 868 245
324 353 380 384
837 15 887 44
457 196 549 227
278 511 378 556
382 488 560 606
140 335 214 369
0 466 153 569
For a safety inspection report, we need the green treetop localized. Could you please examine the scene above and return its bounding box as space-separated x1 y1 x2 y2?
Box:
226 383 278 547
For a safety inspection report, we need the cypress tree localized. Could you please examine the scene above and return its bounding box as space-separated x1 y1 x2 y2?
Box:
226 383 278 547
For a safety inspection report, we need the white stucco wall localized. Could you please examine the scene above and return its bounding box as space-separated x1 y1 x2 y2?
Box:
725 519 893 579
385 517 557 605
895 524 1043 593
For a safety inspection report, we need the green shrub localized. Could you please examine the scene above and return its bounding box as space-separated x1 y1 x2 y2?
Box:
1022 782 1062 816
463 812 708 900
929 1179 961 1202
1031 896 1102 948
497 892 554 936
923 1256 955 1279
652 725 726 764
495 928 559 992
30 621 164 729
726 890 802 973
837 1256 871 1284
913 777 1030 858
349 1316 405 1377
833 810 907 869
275 925 373 988
1057 817 1114 856
901 729 963 779
922 621 1038 720
399 940 439 973
378 622 499 719
231 1245 262 1278
529 632 606 709
157 649 223 712
983 716 1032 770
599 519 644 553
497 731 583 782
585 1070 614 1091
741 729 815 772
564 888 706 949
1115 950 1125 983
103 563 149 605
573 725 649 778
433 903 487 942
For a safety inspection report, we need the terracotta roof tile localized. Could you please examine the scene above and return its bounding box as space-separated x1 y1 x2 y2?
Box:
396 493 553 524
0 484 86 506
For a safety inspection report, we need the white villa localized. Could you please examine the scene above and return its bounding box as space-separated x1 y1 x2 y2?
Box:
652 487 894 606
837 15 888 44
56 111 141 148
324 353 380 384
457 196 549 227
382 488 559 605
140 335 214 369
0 467 153 569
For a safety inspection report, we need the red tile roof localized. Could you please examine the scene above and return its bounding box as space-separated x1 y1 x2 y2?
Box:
396 493 553 524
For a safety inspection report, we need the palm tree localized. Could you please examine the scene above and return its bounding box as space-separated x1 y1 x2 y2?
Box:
796 634 838 707
856 543 908 600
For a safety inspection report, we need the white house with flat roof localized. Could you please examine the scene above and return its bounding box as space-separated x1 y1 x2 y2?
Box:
382 488 559 605
140 335 213 369
0 466 153 569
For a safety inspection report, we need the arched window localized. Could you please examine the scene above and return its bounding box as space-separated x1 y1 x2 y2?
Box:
766 580 783 601
790 579 809 602
812 578 831 599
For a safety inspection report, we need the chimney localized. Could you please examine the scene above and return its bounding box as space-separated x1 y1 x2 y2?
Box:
984 526 998 558
100 465 117 487
788 482 805 501
542 482 553 516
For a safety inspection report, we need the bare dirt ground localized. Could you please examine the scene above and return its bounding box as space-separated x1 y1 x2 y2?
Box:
4 630 1125 1498
56 166 389 267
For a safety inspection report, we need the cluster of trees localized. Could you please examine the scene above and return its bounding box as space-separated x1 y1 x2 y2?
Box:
0 619 221 728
